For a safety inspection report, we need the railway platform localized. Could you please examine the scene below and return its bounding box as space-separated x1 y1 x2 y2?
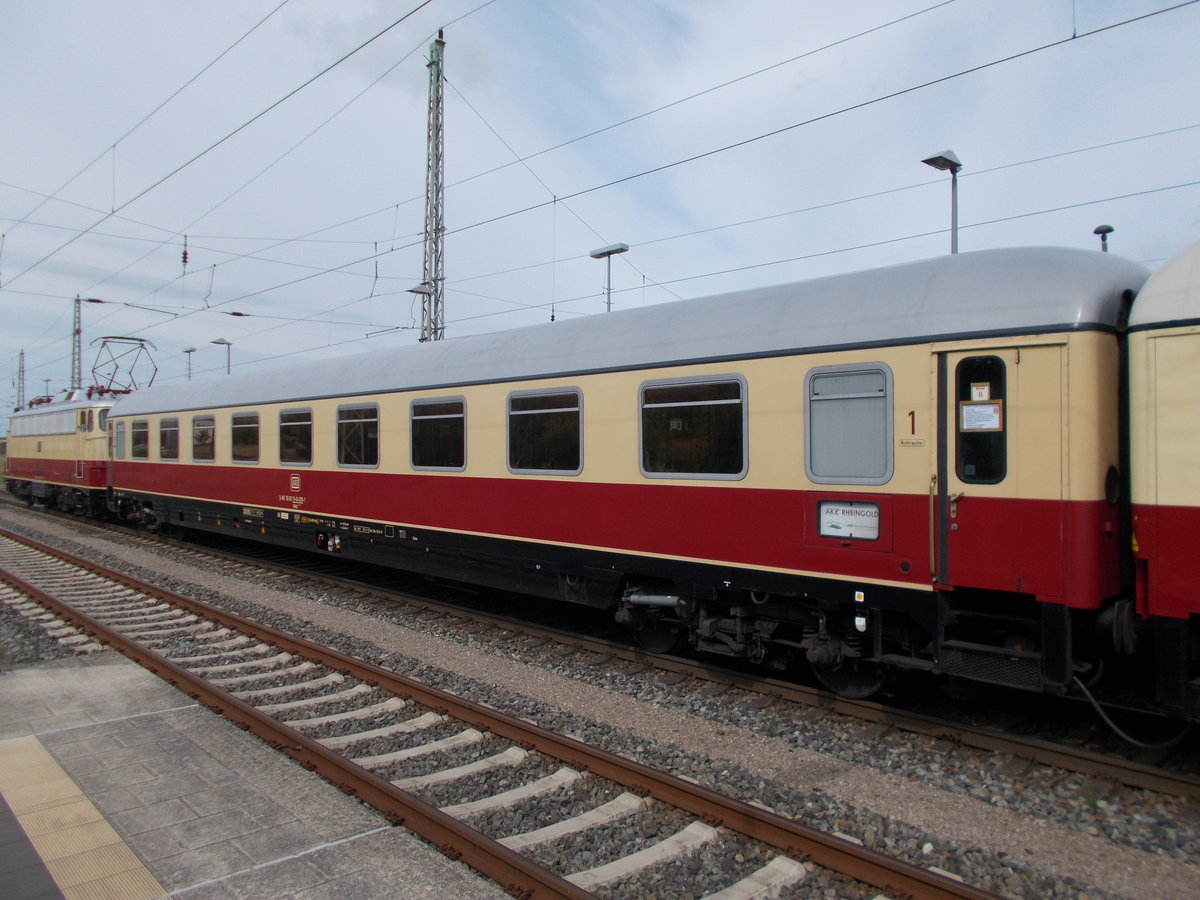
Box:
0 652 508 900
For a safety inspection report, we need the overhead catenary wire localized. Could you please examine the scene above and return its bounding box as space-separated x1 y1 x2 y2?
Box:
147 110 1200 336
445 77 681 303
16 112 1196 311
6 1 1197 383
1 0 439 290
441 1 1200 243
12 0 1182 318
3 0 295 240
25 161 1200 379
77 22 441 304
430 177 1200 331
37 0 962 317
445 0 962 193
138 0 1169 322
59 0 502 316
10 119 1198 370
120 2 1200 333
68 173 1196 373
176 0 964 277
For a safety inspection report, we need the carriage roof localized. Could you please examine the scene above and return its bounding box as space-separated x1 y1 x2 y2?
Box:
112 246 1149 416
1128 239 1200 329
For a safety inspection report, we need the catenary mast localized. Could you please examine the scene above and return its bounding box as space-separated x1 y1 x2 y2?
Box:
420 31 446 342
71 295 83 391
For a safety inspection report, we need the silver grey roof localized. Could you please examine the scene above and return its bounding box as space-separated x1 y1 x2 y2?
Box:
9 393 115 422
1128 239 1200 327
113 247 1148 417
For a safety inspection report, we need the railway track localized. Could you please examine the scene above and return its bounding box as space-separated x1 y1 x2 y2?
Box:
0 525 1000 900
107 522 1200 803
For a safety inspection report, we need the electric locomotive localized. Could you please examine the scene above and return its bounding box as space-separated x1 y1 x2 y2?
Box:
5 390 115 517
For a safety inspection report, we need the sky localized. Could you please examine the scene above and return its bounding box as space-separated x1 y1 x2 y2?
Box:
2 0 1198 434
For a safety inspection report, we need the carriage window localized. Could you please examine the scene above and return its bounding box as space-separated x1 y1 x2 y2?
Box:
87 410 94 432
98 409 108 431
956 356 1007 484
131 420 148 459
192 415 215 462
232 413 260 463
78 411 87 432
508 390 582 474
640 377 746 479
159 418 179 461
412 399 465 470
337 404 379 468
115 421 126 459
805 364 893 485
280 409 313 465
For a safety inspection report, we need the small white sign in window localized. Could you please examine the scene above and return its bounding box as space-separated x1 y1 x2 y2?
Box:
818 501 880 541
960 400 1004 432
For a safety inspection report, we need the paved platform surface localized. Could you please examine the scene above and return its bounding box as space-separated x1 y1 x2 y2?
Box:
0 653 509 899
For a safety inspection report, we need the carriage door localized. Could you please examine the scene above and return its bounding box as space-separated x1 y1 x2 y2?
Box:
73 411 87 483
936 345 1064 596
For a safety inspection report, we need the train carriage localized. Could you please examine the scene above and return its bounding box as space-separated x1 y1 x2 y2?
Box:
1128 239 1200 714
104 246 1169 705
4 392 114 516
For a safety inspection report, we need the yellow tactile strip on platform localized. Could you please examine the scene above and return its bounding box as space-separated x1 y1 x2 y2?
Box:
0 735 166 899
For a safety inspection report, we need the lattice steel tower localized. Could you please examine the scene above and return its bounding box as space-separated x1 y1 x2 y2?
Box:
420 31 446 342
72 295 83 390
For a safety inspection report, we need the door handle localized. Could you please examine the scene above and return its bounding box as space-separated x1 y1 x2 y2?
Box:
949 491 965 518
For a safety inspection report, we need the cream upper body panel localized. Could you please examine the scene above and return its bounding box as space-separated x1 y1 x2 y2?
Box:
1129 240 1200 508
106 248 1145 500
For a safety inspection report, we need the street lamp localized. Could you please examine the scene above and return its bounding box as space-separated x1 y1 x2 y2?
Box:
590 243 629 312
211 338 231 375
407 282 436 342
1093 224 1114 253
183 347 196 381
921 150 962 254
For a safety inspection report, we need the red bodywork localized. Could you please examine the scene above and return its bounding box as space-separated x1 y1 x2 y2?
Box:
5 456 108 489
1131 503 1200 619
114 460 1120 608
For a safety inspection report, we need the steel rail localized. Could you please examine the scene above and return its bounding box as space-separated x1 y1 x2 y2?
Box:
164 531 1200 800
0 538 590 900
637 657 1200 801
0 525 1001 900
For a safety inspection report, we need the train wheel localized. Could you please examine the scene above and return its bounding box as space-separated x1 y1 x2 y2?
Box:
627 609 684 653
810 658 892 699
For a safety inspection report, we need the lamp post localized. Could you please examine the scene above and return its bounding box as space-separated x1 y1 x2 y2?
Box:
1093 224 1114 253
211 338 231 375
407 283 436 342
183 347 196 381
921 150 962 254
590 243 629 312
